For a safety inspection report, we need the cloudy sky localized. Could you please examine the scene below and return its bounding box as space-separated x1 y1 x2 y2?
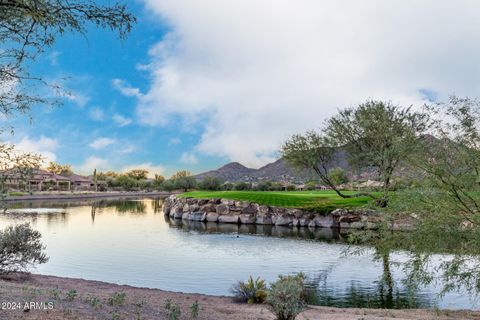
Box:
5 0 480 177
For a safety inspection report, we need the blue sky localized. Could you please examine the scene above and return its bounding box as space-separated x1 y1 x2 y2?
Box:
6 1 226 177
5 1 480 177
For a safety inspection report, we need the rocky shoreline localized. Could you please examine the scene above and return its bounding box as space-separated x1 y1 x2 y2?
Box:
163 195 412 231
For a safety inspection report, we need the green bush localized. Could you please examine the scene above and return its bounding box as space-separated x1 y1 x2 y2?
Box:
266 274 306 320
198 176 224 191
230 276 267 304
108 291 126 307
163 299 181 320
0 223 48 275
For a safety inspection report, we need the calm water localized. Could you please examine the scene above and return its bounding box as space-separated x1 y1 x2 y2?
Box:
0 198 476 310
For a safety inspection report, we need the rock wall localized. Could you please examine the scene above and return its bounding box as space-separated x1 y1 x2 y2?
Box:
162 195 387 230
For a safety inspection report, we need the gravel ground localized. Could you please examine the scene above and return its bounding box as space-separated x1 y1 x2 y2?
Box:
0 273 478 320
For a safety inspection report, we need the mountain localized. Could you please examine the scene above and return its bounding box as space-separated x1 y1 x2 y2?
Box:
194 156 347 183
193 162 257 182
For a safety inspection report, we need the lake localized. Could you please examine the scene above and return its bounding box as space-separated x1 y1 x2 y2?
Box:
0 197 476 310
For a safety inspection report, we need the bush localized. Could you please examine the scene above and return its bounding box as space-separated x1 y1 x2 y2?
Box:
256 181 272 191
230 276 267 304
161 179 176 192
266 274 306 320
198 176 224 191
285 184 296 191
173 176 197 192
222 182 234 191
234 182 251 190
163 299 181 320
108 291 126 307
328 167 348 186
0 223 48 275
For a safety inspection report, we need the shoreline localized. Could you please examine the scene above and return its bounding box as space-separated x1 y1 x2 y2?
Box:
0 273 478 319
3 191 173 202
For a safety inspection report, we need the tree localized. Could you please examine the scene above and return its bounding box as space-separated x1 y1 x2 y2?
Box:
0 0 135 117
256 181 272 191
0 223 48 274
0 144 42 195
325 100 428 205
152 174 165 189
46 161 72 175
161 179 175 192
171 170 191 180
304 181 317 191
328 167 348 186
114 175 137 191
234 181 251 191
282 100 428 206
126 169 148 180
198 176 223 191
174 176 197 192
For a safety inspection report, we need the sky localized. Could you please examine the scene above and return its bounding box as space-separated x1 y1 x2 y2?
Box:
5 0 480 178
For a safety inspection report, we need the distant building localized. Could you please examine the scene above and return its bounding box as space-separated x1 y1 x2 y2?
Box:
2 169 100 191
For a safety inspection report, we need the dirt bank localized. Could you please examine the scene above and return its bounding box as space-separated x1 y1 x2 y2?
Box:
0 273 477 320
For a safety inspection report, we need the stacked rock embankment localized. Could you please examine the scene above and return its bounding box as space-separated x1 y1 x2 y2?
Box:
162 195 396 230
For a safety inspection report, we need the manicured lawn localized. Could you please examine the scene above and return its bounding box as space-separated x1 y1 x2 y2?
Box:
179 190 374 213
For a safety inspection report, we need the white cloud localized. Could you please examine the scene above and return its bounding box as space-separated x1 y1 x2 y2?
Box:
112 79 143 98
121 162 166 178
79 156 109 174
15 136 59 165
168 137 181 145
89 137 116 149
138 0 480 167
112 113 132 127
48 51 61 66
89 107 105 121
117 144 136 154
180 152 198 164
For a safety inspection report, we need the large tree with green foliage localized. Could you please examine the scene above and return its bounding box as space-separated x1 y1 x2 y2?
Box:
282 100 428 206
386 96 480 295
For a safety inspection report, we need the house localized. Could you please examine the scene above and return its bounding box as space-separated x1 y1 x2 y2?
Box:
2 169 103 191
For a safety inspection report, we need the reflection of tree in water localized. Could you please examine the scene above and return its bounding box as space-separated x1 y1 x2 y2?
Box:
152 198 164 213
309 250 432 309
112 200 146 214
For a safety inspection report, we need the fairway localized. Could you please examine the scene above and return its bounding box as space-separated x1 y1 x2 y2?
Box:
179 190 372 213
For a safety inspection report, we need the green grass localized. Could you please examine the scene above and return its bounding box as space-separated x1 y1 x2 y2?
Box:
179 190 375 213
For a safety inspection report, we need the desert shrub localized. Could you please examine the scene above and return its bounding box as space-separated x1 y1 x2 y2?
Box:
266 274 307 320
190 300 199 318
65 289 77 301
164 299 181 320
0 223 48 275
108 291 126 307
230 276 267 304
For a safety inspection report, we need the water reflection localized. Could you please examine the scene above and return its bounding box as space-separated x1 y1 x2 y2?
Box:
0 198 472 310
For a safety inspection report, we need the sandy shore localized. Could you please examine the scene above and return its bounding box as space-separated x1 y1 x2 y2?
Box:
0 273 478 320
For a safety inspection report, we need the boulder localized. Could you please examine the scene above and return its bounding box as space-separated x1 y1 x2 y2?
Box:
197 199 209 206
218 214 239 224
256 215 273 225
216 204 229 214
221 199 235 206
339 222 350 229
239 214 256 224
200 204 216 212
206 212 219 222
275 215 292 226
190 211 207 222
182 212 190 220
258 205 270 214
308 220 316 228
298 218 311 227
313 215 335 228
241 204 257 214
